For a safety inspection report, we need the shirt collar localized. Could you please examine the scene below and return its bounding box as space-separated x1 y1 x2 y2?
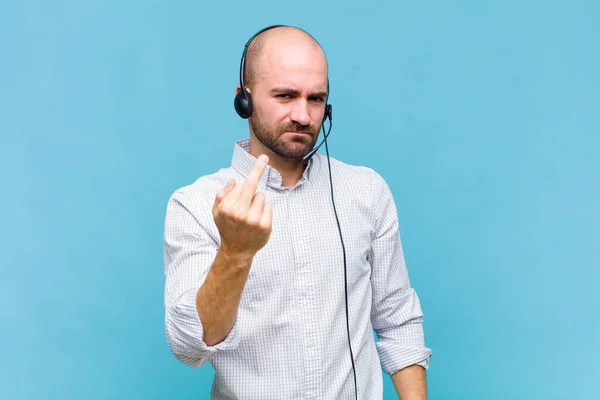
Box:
230 138 315 190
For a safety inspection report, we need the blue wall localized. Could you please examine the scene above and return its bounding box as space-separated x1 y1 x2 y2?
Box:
1 1 598 398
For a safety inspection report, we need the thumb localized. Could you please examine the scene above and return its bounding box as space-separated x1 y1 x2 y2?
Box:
214 179 235 205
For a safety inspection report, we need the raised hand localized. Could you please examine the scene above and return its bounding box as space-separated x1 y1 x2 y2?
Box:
212 154 273 261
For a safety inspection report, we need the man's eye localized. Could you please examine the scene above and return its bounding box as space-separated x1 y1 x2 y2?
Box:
276 94 291 98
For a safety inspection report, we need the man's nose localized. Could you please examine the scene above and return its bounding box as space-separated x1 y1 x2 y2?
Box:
290 99 310 126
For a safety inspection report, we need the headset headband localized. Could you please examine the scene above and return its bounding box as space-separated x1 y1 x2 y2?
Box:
238 25 287 102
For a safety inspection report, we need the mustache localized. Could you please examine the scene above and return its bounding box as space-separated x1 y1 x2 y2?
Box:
278 122 319 135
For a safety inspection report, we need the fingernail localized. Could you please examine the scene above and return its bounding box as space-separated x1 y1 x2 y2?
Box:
259 154 268 163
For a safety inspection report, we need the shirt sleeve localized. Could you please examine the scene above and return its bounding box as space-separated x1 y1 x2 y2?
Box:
367 170 432 375
163 189 241 368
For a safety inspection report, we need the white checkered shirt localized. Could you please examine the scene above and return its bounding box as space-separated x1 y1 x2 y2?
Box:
163 139 432 399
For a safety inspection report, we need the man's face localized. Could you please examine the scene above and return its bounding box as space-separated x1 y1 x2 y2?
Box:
248 40 328 160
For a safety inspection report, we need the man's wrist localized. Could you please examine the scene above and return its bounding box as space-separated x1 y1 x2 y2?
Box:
215 246 254 273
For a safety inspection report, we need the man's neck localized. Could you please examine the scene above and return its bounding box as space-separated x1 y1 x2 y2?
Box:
248 135 307 189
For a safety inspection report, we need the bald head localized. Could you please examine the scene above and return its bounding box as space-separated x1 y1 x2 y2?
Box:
244 26 327 90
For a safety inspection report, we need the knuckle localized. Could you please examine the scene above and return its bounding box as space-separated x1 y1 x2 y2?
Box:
221 205 238 220
231 207 246 221
246 217 260 227
218 203 229 214
258 219 270 231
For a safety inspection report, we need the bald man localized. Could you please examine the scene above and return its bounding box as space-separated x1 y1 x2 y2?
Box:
163 26 432 399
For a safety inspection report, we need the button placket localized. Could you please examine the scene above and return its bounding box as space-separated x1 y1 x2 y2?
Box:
288 188 322 399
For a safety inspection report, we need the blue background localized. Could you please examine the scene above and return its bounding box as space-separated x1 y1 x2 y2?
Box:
1 1 599 399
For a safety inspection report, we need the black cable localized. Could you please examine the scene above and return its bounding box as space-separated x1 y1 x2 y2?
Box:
321 119 358 400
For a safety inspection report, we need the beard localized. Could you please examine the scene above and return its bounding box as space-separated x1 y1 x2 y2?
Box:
250 111 320 160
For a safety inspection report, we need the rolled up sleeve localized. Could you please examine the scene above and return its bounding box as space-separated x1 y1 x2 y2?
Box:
368 171 432 375
163 190 241 367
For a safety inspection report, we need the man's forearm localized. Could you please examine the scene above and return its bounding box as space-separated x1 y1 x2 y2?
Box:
391 364 427 399
196 248 253 346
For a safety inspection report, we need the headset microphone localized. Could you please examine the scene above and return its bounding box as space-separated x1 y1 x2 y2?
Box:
302 104 332 163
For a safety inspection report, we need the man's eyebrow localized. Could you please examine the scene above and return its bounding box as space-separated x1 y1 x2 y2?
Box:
308 91 328 99
270 87 300 95
270 88 328 98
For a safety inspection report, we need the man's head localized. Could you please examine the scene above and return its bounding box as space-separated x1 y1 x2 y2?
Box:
236 26 329 160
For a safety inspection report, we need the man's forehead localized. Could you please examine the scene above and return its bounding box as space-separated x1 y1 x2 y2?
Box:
261 64 327 91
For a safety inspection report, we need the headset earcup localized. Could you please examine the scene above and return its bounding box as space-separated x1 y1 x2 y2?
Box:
234 91 253 119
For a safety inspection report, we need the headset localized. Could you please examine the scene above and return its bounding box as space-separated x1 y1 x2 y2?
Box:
234 25 358 400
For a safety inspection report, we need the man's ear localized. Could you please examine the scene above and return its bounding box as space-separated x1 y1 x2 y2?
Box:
235 85 251 95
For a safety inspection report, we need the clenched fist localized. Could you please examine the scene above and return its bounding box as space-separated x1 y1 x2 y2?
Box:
212 154 273 261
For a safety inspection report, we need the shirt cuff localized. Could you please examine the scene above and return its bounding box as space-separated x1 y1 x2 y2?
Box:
377 339 433 375
416 354 431 370
166 288 241 367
